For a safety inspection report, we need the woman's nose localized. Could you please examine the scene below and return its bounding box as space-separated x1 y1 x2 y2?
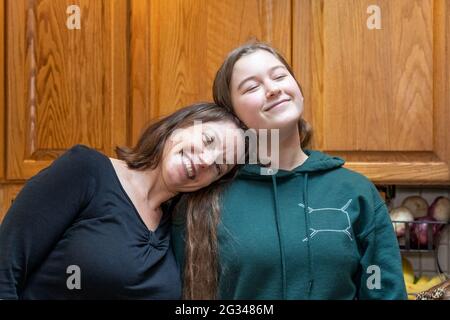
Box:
198 150 216 168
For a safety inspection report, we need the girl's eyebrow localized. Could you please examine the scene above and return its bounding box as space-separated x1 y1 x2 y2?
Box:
236 65 287 90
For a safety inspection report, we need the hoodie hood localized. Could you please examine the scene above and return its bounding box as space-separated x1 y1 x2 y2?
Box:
236 149 345 299
238 149 345 179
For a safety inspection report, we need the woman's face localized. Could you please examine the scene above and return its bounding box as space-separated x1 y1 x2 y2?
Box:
161 120 244 193
230 50 304 130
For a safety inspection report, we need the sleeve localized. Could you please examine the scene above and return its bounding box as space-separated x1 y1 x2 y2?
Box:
357 201 408 300
0 145 96 299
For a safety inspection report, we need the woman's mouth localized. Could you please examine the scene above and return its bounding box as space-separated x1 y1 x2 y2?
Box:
181 151 196 180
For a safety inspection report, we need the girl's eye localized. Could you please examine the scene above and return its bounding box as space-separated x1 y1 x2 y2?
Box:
274 74 287 80
202 133 215 146
244 85 259 93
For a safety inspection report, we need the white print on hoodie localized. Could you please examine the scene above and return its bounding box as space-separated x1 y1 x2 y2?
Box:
299 199 353 242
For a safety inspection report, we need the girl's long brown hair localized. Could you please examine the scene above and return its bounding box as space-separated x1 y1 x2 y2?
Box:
181 42 311 299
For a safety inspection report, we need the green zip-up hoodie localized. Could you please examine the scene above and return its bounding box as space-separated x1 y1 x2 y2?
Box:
171 150 407 300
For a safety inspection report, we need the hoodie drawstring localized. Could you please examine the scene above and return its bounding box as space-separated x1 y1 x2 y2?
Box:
271 175 287 300
272 173 314 299
303 173 314 298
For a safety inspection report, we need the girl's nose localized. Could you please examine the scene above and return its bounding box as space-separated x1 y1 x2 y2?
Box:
266 85 281 98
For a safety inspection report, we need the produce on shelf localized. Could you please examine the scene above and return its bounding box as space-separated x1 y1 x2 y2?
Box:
389 206 414 237
402 257 415 284
428 196 450 222
401 196 429 219
406 275 444 300
402 257 444 300
389 196 449 249
411 216 440 248
416 279 450 300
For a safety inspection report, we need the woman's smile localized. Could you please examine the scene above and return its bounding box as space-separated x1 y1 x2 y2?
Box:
181 151 196 180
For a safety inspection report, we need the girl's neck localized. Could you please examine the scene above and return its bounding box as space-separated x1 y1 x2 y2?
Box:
263 125 308 171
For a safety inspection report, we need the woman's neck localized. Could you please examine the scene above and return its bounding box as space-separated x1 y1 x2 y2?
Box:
114 160 177 211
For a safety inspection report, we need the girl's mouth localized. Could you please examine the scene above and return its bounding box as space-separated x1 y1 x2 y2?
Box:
264 98 290 111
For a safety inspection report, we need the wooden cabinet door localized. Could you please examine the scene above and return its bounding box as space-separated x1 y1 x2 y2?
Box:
6 0 129 180
295 0 450 185
129 0 292 145
0 1 5 181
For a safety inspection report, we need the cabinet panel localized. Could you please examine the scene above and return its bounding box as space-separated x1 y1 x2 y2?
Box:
6 0 129 180
1 1 5 180
130 0 291 144
0 184 24 223
294 0 450 184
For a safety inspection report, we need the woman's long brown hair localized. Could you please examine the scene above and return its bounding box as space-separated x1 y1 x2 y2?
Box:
175 179 234 300
116 102 245 300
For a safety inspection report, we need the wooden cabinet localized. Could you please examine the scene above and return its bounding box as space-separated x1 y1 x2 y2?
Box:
0 1 5 182
1 0 450 221
129 0 292 144
0 0 292 220
294 0 450 184
5 0 129 180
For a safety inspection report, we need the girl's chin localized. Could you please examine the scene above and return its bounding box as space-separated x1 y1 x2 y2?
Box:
261 118 301 130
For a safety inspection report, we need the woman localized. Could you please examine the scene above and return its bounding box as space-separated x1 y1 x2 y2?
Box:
0 102 245 299
172 43 407 300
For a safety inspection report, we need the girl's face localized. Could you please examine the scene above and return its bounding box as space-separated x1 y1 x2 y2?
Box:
161 120 244 193
230 50 304 130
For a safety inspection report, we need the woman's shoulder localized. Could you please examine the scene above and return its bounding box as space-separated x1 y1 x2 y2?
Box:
53 144 109 175
64 144 107 160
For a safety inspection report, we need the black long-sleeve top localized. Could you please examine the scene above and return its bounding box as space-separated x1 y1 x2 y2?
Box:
0 145 181 299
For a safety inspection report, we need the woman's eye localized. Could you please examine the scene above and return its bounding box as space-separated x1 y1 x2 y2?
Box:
215 163 222 175
202 133 214 146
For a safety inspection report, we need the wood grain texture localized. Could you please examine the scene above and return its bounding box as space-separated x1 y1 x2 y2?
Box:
434 0 450 182
130 0 152 146
130 0 291 145
0 184 24 223
294 0 449 184
323 0 433 151
294 0 324 149
6 0 129 180
345 161 449 185
0 1 4 180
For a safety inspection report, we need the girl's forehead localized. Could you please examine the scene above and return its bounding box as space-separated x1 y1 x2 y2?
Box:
238 50 280 65
233 51 284 77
